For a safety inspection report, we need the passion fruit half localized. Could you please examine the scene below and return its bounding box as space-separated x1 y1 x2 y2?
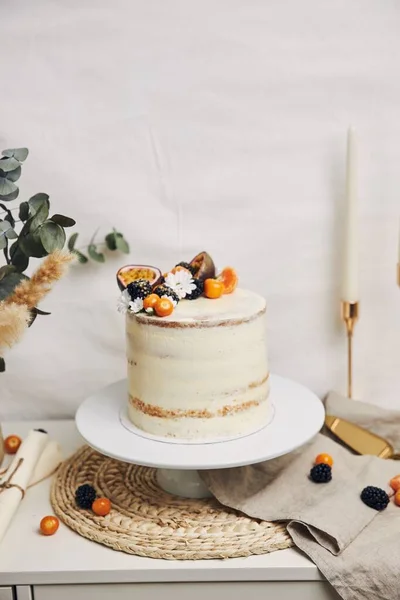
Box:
116 264 162 291
189 251 216 281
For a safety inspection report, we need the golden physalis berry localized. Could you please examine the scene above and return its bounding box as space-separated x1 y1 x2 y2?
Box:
217 267 238 294
315 453 333 467
204 279 224 299
390 475 400 492
40 515 60 536
4 435 22 455
395 490 400 507
143 294 160 311
155 297 174 317
92 497 111 516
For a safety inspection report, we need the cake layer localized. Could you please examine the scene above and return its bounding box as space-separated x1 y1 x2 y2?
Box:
126 288 269 440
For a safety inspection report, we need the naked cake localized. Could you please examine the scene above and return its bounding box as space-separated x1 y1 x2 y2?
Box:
117 252 269 441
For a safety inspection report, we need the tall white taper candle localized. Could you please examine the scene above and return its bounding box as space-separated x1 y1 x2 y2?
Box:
341 127 359 302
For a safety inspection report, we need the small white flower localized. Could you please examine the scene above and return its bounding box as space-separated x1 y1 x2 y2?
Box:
165 270 196 299
129 297 144 313
117 289 131 314
161 294 177 307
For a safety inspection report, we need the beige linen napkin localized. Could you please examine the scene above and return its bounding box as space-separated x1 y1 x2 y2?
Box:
202 393 400 600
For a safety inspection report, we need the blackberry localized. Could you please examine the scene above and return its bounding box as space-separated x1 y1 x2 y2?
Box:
34 428 48 434
360 486 389 511
154 285 179 305
186 278 204 300
310 463 332 483
75 484 97 509
175 261 196 276
127 279 152 301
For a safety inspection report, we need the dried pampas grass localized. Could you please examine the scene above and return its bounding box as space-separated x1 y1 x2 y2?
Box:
5 250 75 310
0 302 31 350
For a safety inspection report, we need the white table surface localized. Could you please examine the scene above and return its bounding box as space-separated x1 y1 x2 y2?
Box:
0 420 323 587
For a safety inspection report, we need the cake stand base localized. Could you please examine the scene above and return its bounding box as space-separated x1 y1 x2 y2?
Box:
156 469 213 498
76 374 325 499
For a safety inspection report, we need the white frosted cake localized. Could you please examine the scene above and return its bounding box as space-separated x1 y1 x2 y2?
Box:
125 288 269 440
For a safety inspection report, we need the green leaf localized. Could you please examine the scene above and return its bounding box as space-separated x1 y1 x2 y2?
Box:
0 177 17 196
0 357 5 373
6 166 21 182
68 232 79 251
28 193 49 216
0 188 19 202
0 220 11 233
73 249 88 263
19 201 29 221
51 214 76 228
0 203 16 228
116 235 129 254
0 272 28 301
0 156 20 173
2 148 29 161
105 232 117 251
0 235 7 250
39 221 66 253
34 307 51 316
5 227 17 239
88 244 105 263
19 231 47 258
10 243 29 271
29 200 50 232
0 265 16 281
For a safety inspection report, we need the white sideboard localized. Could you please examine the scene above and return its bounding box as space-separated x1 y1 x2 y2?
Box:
0 421 339 600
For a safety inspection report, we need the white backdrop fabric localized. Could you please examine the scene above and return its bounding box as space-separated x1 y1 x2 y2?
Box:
1 0 400 420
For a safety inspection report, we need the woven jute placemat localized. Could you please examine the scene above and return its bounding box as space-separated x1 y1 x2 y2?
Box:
51 446 292 560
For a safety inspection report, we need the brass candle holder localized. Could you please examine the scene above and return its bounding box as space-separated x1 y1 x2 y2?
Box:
341 300 359 399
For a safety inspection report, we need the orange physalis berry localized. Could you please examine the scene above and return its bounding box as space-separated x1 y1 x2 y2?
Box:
204 279 224 299
4 435 22 455
217 267 239 294
143 294 159 311
395 490 400 507
155 297 174 317
92 497 111 516
390 475 400 492
315 453 333 467
40 515 60 536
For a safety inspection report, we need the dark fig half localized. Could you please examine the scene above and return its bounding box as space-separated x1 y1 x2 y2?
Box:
116 264 162 291
189 251 216 281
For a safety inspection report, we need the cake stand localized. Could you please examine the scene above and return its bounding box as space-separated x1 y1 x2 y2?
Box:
76 375 325 499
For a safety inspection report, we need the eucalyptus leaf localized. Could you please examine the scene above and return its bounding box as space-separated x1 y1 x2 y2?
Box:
10 243 29 271
0 235 7 250
39 220 66 253
29 201 50 231
2 148 29 161
19 231 47 258
0 272 28 301
0 203 16 227
6 166 22 183
51 214 76 227
34 307 51 316
105 232 117 250
73 249 88 263
88 244 105 263
5 228 17 239
0 188 19 202
0 177 17 196
0 265 16 281
28 193 50 215
116 235 129 254
19 201 29 221
0 220 11 233
67 232 78 251
0 156 20 173
0 357 5 373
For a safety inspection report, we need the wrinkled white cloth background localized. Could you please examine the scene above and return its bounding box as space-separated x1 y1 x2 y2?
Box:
0 0 399 420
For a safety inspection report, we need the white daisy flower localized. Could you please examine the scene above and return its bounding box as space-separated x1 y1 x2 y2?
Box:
161 294 177 307
165 270 196 299
117 289 131 314
129 297 144 313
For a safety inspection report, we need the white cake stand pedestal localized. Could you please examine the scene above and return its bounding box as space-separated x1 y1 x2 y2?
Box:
76 375 325 499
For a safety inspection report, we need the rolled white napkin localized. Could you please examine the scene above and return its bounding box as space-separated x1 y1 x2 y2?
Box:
0 429 57 543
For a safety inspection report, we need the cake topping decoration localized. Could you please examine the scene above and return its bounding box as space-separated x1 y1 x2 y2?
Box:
116 251 239 317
